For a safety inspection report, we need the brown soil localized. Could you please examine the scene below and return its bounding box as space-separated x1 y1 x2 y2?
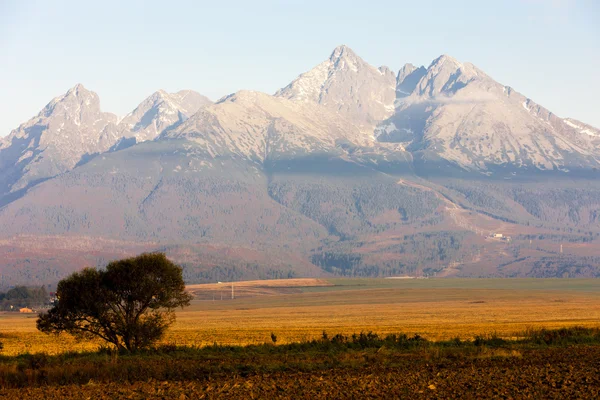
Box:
2 346 599 399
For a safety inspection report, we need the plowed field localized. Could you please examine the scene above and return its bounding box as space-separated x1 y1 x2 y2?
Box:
2 346 599 399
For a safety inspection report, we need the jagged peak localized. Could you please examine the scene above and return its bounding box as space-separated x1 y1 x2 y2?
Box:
66 83 90 97
217 90 272 104
41 84 100 118
378 65 394 75
399 63 417 72
429 54 462 69
421 55 487 85
329 45 358 61
149 89 173 102
397 63 425 83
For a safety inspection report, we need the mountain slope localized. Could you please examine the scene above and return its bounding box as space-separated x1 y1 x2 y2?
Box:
376 55 600 175
396 63 426 98
117 90 212 142
275 45 396 130
2 46 600 286
0 84 119 202
164 90 372 162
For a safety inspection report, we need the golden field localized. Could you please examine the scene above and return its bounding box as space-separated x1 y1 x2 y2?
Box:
2 278 600 356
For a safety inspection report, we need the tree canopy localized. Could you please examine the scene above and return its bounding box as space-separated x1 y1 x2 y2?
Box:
37 253 192 351
0 286 49 310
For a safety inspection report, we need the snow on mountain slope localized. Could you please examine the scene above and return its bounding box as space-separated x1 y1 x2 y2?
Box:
162 90 370 163
117 89 212 142
377 54 600 172
0 84 120 197
563 118 600 138
2 46 599 206
275 45 396 130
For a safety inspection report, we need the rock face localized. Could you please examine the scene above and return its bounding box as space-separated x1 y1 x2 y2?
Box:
275 45 397 130
2 45 600 285
0 84 120 201
117 90 212 142
396 63 426 99
376 55 600 174
164 90 369 163
0 86 212 204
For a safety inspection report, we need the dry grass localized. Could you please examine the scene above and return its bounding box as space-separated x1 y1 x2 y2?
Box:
2 278 600 355
186 278 332 299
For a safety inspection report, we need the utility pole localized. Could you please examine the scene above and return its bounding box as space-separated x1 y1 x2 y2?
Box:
231 282 235 300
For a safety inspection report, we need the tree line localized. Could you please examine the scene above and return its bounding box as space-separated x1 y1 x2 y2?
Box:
0 286 50 310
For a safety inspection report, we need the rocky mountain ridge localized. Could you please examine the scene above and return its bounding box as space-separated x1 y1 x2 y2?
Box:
275 45 397 131
1 45 600 285
0 86 212 204
118 89 212 143
0 84 120 200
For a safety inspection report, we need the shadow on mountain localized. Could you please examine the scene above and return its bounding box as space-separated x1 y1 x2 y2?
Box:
411 152 600 181
377 103 431 147
396 67 426 99
441 71 468 94
0 177 51 209
265 155 380 177
74 152 100 168
0 124 46 200
108 137 138 153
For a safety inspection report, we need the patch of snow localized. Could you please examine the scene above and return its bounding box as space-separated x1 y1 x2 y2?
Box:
382 122 397 134
582 129 597 137
564 119 582 129
564 119 599 137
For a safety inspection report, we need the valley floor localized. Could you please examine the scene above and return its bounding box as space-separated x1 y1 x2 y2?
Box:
1 279 600 397
2 278 600 354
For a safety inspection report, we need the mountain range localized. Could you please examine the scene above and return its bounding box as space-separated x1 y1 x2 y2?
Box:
1 45 600 287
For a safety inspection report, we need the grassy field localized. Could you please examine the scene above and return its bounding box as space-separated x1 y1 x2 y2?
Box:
1 278 600 355
2 328 600 397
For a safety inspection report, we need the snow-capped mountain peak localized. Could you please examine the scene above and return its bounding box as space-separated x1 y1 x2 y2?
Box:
376 53 600 173
0 84 120 196
328 44 361 69
117 89 212 142
275 45 396 128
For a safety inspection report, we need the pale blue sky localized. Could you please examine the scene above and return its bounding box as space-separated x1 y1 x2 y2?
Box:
1 0 598 136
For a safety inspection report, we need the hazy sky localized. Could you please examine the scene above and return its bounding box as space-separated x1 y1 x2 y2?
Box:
1 0 598 136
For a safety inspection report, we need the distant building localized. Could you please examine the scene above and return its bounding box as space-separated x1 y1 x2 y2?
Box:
487 232 511 242
19 307 34 313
